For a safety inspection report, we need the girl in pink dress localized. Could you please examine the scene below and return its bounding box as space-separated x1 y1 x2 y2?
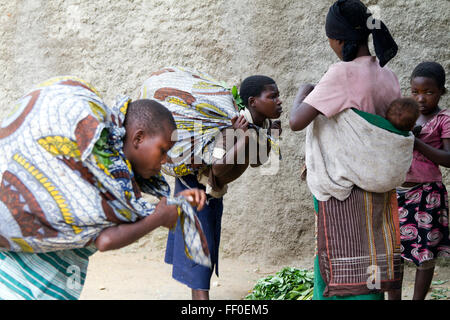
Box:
395 61 450 300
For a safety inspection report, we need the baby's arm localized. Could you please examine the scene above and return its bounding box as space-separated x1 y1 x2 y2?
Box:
95 189 206 252
414 138 450 168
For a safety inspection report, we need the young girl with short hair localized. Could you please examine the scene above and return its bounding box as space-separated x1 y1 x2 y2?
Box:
393 61 450 300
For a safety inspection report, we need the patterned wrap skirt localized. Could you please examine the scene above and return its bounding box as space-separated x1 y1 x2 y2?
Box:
396 182 450 266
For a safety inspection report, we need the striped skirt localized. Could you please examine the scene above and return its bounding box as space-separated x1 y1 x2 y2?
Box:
316 187 403 297
0 246 96 300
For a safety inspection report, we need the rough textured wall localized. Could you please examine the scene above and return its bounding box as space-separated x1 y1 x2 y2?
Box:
0 0 448 266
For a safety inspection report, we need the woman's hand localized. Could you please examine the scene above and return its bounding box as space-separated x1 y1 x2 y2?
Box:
177 188 207 211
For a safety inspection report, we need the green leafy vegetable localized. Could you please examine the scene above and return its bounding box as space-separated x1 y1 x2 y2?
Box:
231 85 246 111
245 267 314 300
431 288 449 300
432 280 448 286
430 279 449 300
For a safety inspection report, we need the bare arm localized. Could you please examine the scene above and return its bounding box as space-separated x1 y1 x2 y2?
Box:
95 189 206 252
211 115 282 185
211 115 251 186
95 197 177 252
212 133 250 177
414 138 450 168
212 135 250 186
289 84 321 132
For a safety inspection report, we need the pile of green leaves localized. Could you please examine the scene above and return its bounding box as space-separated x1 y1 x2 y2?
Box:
431 280 449 300
245 267 314 300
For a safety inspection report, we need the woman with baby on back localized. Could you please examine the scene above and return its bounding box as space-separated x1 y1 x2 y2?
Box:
290 0 409 300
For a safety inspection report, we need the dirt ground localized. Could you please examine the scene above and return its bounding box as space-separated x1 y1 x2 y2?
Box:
80 249 279 300
79 239 450 300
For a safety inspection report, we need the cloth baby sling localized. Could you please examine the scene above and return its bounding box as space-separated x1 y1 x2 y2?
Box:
140 66 281 178
0 76 211 268
308 108 414 297
306 108 415 202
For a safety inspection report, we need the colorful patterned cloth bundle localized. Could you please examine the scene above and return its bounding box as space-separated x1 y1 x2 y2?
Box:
140 66 280 177
0 77 211 268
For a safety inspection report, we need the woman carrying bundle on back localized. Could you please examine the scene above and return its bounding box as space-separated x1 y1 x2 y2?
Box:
141 68 282 300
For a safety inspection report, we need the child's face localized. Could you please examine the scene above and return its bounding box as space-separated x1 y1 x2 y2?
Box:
125 129 175 179
251 84 283 119
411 77 443 115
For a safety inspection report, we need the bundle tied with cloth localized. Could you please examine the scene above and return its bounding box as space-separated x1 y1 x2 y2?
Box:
140 66 281 186
0 76 211 268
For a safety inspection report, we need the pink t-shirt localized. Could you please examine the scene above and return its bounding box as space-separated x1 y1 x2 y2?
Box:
304 56 401 118
406 109 450 183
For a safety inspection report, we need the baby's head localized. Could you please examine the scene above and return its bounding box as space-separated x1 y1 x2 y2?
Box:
123 99 176 179
386 98 420 132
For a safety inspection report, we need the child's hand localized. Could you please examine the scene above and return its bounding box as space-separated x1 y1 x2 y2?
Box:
270 120 282 136
178 188 207 211
155 197 179 229
231 115 249 132
300 163 307 181
412 125 422 137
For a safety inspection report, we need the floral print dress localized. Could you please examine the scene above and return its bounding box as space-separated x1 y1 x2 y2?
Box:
397 182 450 266
397 109 450 266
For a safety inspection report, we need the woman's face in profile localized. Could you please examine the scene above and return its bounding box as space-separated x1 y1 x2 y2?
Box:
328 38 344 61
